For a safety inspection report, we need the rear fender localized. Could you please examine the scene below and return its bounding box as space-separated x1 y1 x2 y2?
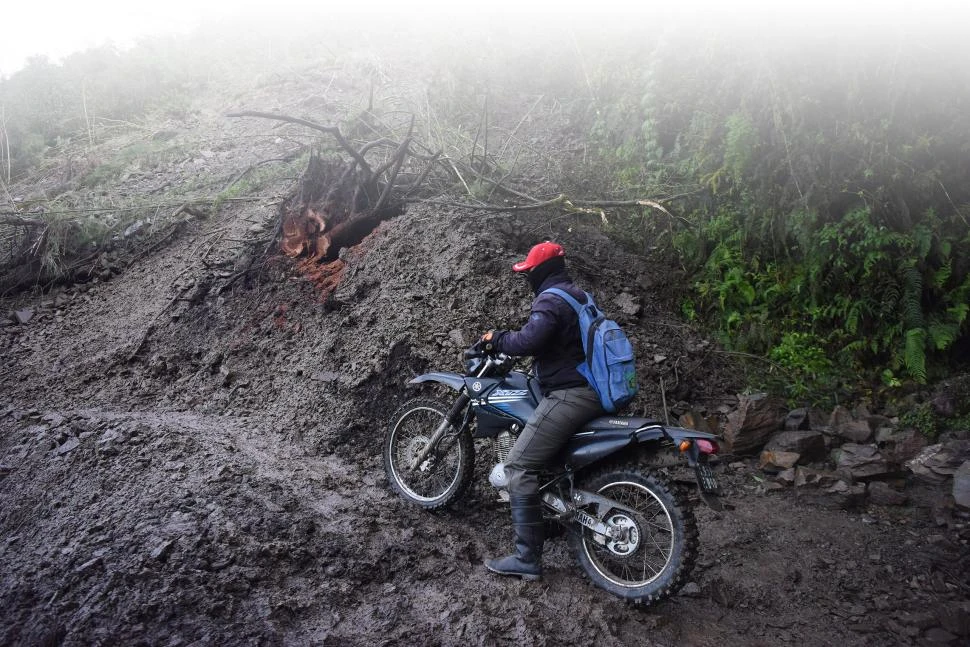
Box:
561 429 636 470
409 372 465 391
635 425 720 467
635 424 719 443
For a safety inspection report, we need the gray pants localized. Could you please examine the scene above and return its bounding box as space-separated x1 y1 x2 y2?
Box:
505 385 604 497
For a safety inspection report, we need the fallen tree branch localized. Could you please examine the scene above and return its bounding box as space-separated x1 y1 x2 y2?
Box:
572 199 692 227
453 159 542 204
0 196 276 219
222 150 303 193
407 195 566 212
226 110 373 178
407 193 692 226
0 215 45 227
402 152 441 198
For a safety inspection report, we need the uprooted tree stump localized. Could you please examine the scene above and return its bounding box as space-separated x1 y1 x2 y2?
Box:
278 154 404 263
225 110 415 297
226 110 440 296
224 108 684 297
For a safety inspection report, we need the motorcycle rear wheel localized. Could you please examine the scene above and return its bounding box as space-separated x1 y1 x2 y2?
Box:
569 466 698 604
383 398 474 510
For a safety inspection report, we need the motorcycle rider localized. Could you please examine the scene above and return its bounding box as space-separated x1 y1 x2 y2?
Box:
480 241 605 580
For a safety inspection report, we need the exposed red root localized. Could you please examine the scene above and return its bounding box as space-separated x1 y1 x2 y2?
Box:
296 258 346 301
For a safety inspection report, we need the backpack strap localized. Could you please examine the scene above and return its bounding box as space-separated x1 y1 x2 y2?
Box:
541 287 591 313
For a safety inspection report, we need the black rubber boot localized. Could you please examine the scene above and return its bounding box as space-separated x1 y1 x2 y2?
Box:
484 495 545 581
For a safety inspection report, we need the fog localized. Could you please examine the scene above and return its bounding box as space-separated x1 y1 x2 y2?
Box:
3 0 969 77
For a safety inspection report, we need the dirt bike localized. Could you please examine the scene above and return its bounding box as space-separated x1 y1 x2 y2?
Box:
382 344 723 604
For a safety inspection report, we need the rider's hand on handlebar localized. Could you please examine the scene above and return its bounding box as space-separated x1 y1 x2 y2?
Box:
481 330 495 350
464 331 502 359
481 330 506 353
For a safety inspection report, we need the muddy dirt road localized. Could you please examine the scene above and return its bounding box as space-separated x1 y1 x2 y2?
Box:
2 202 967 646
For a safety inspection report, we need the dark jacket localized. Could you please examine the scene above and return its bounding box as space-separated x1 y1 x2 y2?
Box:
493 269 589 394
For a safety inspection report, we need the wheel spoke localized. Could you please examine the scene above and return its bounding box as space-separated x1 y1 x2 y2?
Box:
582 479 677 589
387 405 464 503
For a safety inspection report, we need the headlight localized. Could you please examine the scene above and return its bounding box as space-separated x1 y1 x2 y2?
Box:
465 357 484 374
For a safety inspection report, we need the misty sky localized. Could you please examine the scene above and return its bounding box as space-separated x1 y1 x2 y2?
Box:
2 0 967 77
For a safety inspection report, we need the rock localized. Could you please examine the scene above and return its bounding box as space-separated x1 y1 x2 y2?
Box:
56 438 80 455
41 412 66 427
954 461 970 509
880 428 927 464
75 556 103 574
794 467 839 488
930 375 970 418
867 414 892 432
448 329 465 346
777 468 796 485
836 420 873 443
834 444 890 479
824 481 868 509
614 291 641 317
722 393 787 454
311 371 341 383
678 582 702 597
900 611 938 630
12 309 34 325
150 539 176 561
867 481 909 506
923 627 958 644
759 450 800 471
906 441 970 484
828 405 853 429
653 354 667 364
784 408 810 431
938 600 970 637
678 409 715 433
875 426 895 443
765 430 826 460
800 480 866 509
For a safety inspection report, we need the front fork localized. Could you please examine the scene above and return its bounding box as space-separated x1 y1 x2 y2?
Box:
408 392 471 471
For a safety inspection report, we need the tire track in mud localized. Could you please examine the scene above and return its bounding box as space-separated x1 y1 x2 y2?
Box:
0 406 412 645
3 405 959 646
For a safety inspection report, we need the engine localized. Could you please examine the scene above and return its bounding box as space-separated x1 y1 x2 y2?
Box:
488 430 516 490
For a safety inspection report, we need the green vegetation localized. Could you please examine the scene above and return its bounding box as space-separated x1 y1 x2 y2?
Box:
572 26 970 401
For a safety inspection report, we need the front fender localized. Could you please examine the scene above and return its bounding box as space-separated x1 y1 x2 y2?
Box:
409 372 466 391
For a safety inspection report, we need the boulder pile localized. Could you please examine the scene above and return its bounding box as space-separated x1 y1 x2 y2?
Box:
703 393 970 512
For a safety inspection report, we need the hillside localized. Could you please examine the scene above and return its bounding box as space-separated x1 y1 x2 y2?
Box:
2 14 969 647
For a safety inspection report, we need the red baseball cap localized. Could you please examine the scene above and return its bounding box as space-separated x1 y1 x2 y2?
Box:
512 241 566 272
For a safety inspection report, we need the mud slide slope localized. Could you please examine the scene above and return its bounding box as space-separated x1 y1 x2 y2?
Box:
1 205 966 646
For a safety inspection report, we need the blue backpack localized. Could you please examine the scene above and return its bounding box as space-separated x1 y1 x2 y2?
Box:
542 288 638 413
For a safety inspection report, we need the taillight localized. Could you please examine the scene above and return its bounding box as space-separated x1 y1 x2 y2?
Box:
696 439 718 455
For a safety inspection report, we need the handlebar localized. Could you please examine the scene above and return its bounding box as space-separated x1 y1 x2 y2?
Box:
464 341 514 364
463 341 486 360
464 338 498 360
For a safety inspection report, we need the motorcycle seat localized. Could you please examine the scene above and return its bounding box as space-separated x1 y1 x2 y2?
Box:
580 416 662 433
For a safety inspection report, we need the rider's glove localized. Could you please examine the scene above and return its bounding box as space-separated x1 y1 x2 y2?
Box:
481 330 505 352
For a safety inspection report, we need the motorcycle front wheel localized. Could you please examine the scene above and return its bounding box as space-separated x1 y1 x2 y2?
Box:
383 398 474 510
570 466 698 605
